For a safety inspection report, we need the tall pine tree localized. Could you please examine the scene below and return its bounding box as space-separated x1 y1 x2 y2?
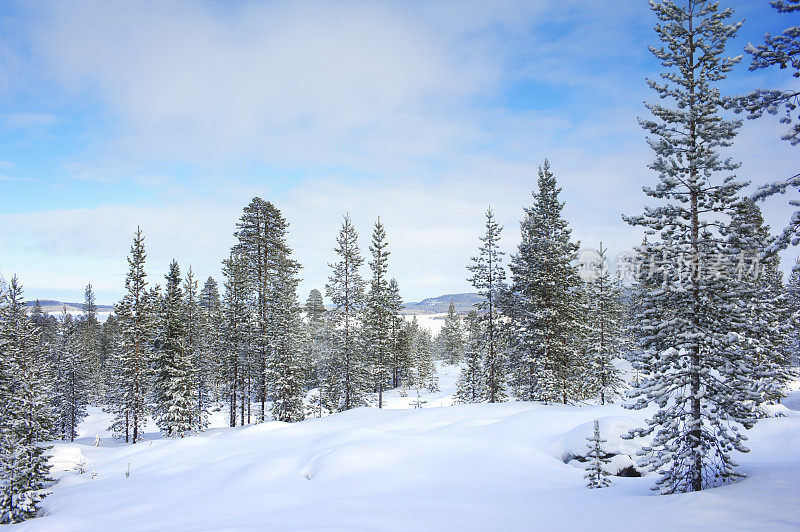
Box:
507 161 583 405
467 207 507 403
326 215 369 410
624 0 762 493
0 277 53 523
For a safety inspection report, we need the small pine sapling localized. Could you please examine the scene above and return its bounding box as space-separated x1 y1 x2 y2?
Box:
585 420 612 489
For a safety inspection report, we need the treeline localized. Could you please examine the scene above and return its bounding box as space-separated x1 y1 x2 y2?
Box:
0 198 444 521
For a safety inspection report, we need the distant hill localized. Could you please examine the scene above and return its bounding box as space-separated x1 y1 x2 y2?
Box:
402 293 483 315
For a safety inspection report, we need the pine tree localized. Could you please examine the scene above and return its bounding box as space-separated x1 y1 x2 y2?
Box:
467 207 507 403
221 252 252 427
267 252 306 423
183 268 208 430
787 258 800 366
437 301 464 365
109 227 154 443
304 289 329 417
80 283 103 403
0 277 53 523
326 214 369 410
200 277 223 407
153 260 195 437
387 279 410 389
53 308 88 442
366 219 392 408
584 420 612 489
507 161 583 405
407 317 438 393
454 310 486 404
624 0 762 493
235 198 293 423
727 199 795 403
584 245 624 405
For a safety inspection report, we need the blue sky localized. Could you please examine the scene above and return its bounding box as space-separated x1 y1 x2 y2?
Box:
0 0 797 305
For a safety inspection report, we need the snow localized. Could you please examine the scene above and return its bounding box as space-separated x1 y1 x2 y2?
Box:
15 370 800 531
549 416 647 463
402 312 447 336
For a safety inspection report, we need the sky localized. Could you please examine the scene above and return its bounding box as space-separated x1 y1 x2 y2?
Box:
0 0 797 305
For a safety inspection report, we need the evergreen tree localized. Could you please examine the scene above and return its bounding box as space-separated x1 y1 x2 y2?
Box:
235 198 292 423
624 0 762 493
727 199 795 403
109 227 155 443
304 289 329 417
787 257 800 366
407 317 438 393
0 277 53 523
507 161 583 405
221 253 252 427
326 214 369 410
267 252 306 423
584 245 624 405
387 279 410 389
467 207 507 403
584 420 612 489
153 260 195 437
80 283 103 403
454 311 486 404
53 308 88 442
437 301 464 365
199 277 223 407
366 219 392 408
183 268 207 430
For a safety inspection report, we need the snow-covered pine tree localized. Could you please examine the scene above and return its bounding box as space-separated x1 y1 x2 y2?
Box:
183 268 208 430
507 160 583 405
387 279 410 389
109 227 155 443
366 218 392 408
467 207 507 403
303 289 326 388
584 244 624 405
267 251 306 423
0 277 53 523
304 289 329 417
221 252 252 426
454 310 487 404
406 317 438 393
54 307 88 442
199 277 223 406
727 199 796 403
788 258 800 366
325 214 370 410
624 0 762 493
437 301 464 365
235 198 293 423
154 260 195 437
584 420 612 489
80 283 103 403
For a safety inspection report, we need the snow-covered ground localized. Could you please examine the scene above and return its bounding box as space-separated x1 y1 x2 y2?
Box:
403 312 447 337
18 366 800 531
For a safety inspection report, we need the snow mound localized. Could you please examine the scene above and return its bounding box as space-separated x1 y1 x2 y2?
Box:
549 416 645 464
48 445 85 472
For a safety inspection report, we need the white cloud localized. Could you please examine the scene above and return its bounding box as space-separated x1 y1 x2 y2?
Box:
1 0 797 304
